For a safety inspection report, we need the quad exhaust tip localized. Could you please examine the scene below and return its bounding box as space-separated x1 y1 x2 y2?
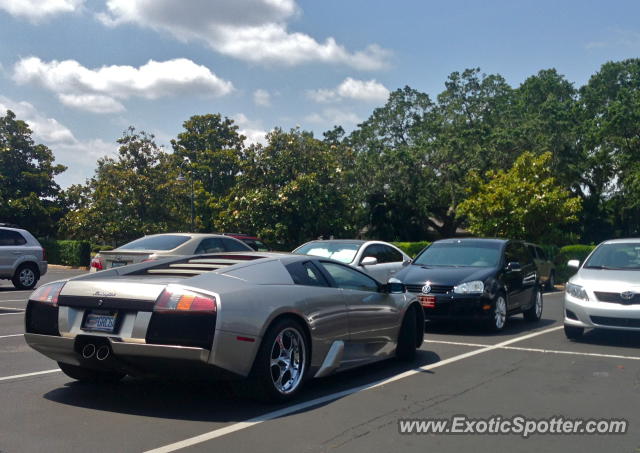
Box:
81 343 96 359
96 345 110 361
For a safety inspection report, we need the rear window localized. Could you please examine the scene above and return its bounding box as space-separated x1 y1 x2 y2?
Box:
118 235 190 251
293 241 361 264
0 229 27 246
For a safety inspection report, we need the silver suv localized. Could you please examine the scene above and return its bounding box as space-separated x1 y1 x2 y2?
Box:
0 226 47 289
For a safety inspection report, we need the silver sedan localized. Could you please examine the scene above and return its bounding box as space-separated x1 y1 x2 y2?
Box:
25 252 423 401
292 239 412 282
564 238 640 339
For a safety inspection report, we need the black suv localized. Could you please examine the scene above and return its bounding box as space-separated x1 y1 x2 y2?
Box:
394 238 542 331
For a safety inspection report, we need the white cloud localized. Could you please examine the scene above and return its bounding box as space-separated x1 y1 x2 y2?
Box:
234 113 268 145
0 96 117 187
97 0 390 70
307 77 390 103
0 0 83 22
253 89 271 107
13 57 234 113
305 108 360 126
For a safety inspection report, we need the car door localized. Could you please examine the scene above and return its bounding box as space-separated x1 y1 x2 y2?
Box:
0 229 26 277
317 261 401 362
503 242 526 310
358 244 392 281
381 244 406 279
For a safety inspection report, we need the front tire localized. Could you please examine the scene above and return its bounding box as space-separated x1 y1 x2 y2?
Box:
249 318 309 402
396 305 418 361
58 362 125 383
523 288 543 322
564 324 584 340
487 294 507 331
12 263 39 290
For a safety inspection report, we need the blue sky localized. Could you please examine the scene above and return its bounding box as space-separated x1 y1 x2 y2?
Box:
1 0 639 187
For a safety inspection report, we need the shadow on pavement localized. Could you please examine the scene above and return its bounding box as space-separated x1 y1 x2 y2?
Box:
425 316 557 339
42 349 441 423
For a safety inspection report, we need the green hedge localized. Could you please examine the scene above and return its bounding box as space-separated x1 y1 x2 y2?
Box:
392 241 431 258
39 239 91 267
92 244 114 253
555 244 596 283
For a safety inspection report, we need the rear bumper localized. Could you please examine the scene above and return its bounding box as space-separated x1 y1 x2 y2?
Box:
23 333 220 377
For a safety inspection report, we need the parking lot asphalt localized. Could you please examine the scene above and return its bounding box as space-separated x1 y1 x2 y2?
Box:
0 270 638 453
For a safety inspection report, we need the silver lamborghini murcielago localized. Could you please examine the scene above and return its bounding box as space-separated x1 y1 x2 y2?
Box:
24 252 424 401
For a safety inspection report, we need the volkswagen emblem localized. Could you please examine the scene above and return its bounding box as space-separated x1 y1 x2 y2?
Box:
621 291 635 301
421 282 432 294
97 299 104 307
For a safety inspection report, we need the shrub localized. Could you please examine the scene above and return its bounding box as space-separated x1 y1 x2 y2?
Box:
555 244 596 283
392 241 431 258
39 239 91 267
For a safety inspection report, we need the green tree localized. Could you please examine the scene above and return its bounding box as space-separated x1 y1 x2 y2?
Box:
60 127 184 243
217 128 354 249
0 110 66 236
171 114 246 231
457 152 582 243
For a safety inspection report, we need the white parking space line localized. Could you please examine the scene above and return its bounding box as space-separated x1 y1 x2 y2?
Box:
0 334 23 339
0 312 24 316
426 339 640 361
144 325 563 453
0 306 25 311
0 369 60 382
0 299 27 303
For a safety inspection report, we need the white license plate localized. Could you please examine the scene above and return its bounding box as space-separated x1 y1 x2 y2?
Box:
83 310 117 333
110 261 127 268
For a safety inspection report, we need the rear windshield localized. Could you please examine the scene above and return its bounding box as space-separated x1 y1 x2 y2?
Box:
414 241 501 267
117 235 190 251
584 243 640 270
293 241 361 264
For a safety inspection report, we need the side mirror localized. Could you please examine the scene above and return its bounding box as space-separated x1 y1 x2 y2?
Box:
506 261 522 272
382 277 405 294
402 258 412 266
361 256 378 266
567 259 580 269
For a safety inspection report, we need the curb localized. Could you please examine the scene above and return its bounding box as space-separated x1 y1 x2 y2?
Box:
48 264 89 271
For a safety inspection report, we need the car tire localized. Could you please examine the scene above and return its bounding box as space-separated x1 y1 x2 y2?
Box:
249 318 309 402
546 272 555 291
523 288 543 322
396 305 418 361
58 362 125 383
12 263 39 290
487 294 507 331
564 324 584 340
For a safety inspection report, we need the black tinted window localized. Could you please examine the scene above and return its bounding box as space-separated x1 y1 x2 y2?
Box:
286 261 329 287
320 262 379 292
195 238 225 254
507 242 532 265
118 235 189 251
222 238 251 252
527 245 537 259
0 229 26 246
384 245 403 263
536 247 547 261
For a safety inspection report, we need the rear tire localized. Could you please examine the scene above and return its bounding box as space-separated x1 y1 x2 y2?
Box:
546 272 556 291
12 263 39 290
396 306 418 361
564 325 584 340
58 362 125 383
248 318 309 402
523 288 543 322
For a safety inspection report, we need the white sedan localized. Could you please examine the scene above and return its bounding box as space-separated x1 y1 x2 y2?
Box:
292 239 412 282
564 238 640 339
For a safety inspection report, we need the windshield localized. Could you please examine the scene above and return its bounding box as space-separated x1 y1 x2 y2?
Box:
293 241 361 264
117 235 190 251
584 243 640 270
414 241 501 267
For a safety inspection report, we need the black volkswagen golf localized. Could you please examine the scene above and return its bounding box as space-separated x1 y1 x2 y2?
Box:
395 238 542 331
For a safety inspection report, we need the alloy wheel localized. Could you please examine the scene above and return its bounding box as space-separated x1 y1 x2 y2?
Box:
269 327 306 395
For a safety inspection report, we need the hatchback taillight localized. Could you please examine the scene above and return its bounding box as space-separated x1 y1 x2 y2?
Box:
29 281 65 307
154 287 216 313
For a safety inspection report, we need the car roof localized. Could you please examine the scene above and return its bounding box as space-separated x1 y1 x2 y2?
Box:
433 237 508 245
302 239 366 244
142 232 231 239
601 238 640 244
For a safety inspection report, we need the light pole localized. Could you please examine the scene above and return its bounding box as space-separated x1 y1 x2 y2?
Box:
177 157 195 232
